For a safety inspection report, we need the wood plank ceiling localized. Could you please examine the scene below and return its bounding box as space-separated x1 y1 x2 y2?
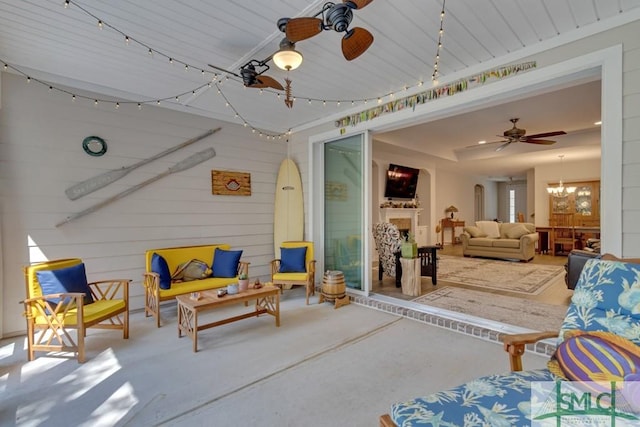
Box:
1 0 639 175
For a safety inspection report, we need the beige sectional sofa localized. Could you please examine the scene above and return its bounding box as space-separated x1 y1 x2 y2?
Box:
460 221 538 262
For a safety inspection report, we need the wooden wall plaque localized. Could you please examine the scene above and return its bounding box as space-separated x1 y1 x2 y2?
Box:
212 170 251 196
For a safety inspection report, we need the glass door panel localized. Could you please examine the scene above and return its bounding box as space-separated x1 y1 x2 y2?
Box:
324 134 363 290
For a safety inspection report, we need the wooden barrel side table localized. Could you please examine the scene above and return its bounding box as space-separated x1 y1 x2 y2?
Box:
319 270 350 309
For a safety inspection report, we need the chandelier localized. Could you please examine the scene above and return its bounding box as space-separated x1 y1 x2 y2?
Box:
546 155 576 197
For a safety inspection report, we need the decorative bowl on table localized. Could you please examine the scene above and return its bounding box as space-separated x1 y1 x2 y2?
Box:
227 283 239 295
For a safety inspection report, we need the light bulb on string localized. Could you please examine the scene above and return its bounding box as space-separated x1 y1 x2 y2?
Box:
97 20 103 29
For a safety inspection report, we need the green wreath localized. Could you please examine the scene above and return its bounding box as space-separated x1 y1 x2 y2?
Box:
82 136 107 156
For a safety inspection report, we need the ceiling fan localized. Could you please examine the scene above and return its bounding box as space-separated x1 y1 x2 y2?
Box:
488 118 567 152
278 0 375 61
208 60 284 91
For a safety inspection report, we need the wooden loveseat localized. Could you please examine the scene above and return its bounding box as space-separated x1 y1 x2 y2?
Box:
143 244 249 327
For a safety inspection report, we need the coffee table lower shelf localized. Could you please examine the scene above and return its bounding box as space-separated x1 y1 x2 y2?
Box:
176 286 280 352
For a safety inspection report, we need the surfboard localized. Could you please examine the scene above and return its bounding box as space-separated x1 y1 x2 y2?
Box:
273 158 304 258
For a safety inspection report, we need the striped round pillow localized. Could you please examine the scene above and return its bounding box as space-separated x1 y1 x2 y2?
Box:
548 331 640 382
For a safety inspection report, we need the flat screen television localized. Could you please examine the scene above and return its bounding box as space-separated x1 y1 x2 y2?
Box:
384 163 419 199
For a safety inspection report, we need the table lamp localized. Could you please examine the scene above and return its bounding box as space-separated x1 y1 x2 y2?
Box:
445 205 458 219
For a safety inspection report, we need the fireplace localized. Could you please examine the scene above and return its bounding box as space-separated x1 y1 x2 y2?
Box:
389 218 411 239
380 208 422 241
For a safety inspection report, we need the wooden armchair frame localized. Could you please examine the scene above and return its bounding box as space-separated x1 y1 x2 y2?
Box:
23 259 129 363
270 241 316 305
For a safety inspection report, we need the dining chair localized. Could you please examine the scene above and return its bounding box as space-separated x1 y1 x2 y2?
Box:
550 212 577 256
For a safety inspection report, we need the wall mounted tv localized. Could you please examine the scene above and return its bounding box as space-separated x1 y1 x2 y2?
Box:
384 164 419 199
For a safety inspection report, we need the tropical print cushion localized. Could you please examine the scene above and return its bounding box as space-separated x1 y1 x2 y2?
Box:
391 369 556 427
558 259 640 345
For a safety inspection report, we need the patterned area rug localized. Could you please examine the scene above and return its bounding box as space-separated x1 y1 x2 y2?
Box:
435 255 565 295
413 287 568 331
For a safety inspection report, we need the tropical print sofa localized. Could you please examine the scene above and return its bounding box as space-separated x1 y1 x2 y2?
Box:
382 257 640 426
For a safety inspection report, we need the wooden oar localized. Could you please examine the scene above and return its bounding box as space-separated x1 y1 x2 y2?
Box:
56 147 217 227
65 127 221 200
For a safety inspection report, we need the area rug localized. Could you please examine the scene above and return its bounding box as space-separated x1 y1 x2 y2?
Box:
434 255 565 295
413 287 568 331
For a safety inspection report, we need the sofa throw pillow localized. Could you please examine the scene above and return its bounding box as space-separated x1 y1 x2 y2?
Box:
212 248 243 278
548 330 640 382
476 221 501 239
463 226 487 238
280 246 307 273
172 259 212 282
505 224 531 239
36 263 94 306
151 252 172 290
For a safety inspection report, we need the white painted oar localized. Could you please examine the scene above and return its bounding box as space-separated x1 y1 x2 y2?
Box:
56 147 217 227
65 127 221 200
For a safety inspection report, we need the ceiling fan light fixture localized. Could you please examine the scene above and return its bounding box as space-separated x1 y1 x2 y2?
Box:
273 38 303 71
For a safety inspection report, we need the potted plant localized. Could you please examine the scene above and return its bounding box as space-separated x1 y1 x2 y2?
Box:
238 272 250 292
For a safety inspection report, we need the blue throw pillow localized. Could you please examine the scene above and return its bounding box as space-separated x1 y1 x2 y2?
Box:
212 248 243 278
36 263 94 306
151 253 171 290
279 247 307 273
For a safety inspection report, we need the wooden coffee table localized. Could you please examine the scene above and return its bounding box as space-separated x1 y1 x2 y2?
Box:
176 285 280 352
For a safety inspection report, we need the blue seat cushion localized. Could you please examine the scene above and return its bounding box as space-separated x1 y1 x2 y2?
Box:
36 263 94 305
391 369 557 426
151 252 171 290
212 248 242 278
279 247 307 273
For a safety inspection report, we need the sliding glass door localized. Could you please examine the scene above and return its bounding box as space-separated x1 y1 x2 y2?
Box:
324 134 364 290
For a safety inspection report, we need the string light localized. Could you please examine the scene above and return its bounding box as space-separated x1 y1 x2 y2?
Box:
432 0 446 84
17 0 463 140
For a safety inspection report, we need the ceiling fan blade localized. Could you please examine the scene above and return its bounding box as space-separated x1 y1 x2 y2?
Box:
526 130 566 139
207 63 240 78
342 27 374 61
249 75 284 91
344 0 374 9
285 17 323 42
462 140 506 149
495 141 511 152
523 139 557 145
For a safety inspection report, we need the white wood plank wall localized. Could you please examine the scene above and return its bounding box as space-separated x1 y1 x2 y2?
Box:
0 72 286 336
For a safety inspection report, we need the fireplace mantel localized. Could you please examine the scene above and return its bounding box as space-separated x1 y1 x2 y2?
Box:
380 208 422 238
